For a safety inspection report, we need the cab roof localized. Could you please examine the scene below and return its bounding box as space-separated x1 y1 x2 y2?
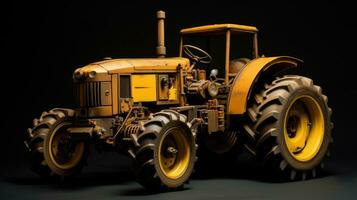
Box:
180 24 258 35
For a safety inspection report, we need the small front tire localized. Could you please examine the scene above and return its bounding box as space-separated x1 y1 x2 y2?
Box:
26 108 88 178
132 110 197 191
44 119 87 176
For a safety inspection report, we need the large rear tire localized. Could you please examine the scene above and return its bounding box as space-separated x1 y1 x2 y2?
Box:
242 75 333 180
132 110 197 191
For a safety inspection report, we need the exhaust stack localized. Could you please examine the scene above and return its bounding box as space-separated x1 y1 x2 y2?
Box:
156 10 166 58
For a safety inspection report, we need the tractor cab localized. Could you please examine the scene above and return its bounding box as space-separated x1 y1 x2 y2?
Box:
179 24 259 84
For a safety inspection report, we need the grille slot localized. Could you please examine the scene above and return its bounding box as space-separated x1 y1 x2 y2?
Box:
75 82 102 107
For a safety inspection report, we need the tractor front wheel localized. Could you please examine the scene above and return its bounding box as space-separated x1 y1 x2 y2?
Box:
26 108 88 178
132 110 197 191
43 119 87 176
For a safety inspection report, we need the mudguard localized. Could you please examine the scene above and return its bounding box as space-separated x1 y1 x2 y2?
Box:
227 56 303 115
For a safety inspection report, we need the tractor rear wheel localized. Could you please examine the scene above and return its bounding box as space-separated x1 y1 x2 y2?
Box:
26 108 87 177
132 110 197 191
243 75 333 180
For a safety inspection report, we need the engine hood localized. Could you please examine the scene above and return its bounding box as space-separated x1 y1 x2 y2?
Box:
73 57 190 82
92 57 190 74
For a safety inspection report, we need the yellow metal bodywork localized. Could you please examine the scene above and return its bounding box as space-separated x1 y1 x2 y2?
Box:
227 56 302 115
284 96 325 162
131 74 157 102
169 87 177 101
180 24 258 34
93 58 190 73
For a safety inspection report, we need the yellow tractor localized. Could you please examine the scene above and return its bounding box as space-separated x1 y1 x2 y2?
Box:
24 11 333 190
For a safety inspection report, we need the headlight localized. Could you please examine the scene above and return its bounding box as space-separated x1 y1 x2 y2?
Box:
74 70 84 80
73 69 97 80
88 71 97 78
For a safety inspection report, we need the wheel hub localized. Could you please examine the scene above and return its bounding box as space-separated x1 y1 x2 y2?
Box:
55 134 76 162
162 145 178 169
287 116 300 138
166 146 178 155
48 122 85 170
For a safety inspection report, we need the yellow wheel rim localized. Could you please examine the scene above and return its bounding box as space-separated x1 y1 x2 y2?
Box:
158 127 190 179
48 123 85 170
284 95 325 162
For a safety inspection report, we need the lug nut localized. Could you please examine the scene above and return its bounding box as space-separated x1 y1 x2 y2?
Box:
167 146 178 154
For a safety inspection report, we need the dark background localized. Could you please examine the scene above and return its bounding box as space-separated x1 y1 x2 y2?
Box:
2 1 357 199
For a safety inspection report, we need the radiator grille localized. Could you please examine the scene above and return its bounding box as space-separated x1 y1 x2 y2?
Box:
74 82 102 107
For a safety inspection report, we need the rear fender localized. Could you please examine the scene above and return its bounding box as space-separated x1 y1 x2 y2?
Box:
227 56 303 115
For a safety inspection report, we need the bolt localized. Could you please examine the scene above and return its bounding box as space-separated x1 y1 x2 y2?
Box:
167 146 178 155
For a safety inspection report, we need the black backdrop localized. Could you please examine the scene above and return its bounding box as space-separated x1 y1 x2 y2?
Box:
2 0 357 189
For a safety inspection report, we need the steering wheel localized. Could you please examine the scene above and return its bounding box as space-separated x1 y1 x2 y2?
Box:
183 45 212 64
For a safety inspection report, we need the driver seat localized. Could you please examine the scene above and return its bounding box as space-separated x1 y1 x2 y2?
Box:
229 58 250 77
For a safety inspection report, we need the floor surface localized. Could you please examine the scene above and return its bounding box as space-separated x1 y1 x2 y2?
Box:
1 152 356 200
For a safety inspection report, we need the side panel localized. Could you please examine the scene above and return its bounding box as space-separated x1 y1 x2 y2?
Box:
88 106 113 117
227 56 302 115
156 73 180 105
111 74 118 115
131 74 157 102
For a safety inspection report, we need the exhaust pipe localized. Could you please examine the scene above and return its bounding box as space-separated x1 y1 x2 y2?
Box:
156 10 166 58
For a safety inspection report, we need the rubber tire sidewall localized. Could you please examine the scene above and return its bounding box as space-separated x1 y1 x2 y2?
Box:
276 87 331 171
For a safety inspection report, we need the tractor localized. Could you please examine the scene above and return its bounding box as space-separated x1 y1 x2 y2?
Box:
24 11 333 191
